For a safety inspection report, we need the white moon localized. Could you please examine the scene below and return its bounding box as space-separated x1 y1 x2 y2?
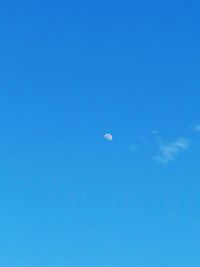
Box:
104 133 113 141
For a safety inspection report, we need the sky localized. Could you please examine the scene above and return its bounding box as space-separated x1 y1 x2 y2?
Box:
0 0 200 266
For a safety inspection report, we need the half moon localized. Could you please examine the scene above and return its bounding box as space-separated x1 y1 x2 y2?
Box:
104 133 113 141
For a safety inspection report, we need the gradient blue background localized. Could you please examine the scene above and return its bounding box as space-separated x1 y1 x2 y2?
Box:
0 0 200 266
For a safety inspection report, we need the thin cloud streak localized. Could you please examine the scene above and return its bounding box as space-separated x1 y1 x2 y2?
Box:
155 138 191 163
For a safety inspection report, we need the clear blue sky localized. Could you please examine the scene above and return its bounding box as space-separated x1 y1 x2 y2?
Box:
0 0 200 266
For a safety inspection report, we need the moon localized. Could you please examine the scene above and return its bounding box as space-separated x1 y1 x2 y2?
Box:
104 133 113 141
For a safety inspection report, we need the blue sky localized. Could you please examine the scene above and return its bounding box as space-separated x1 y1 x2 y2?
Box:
0 0 200 266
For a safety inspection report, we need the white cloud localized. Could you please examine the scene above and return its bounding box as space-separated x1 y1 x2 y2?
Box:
155 138 191 163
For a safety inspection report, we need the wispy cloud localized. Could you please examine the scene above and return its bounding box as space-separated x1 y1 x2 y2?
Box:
155 138 191 163
129 143 137 152
193 124 200 133
151 130 158 135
